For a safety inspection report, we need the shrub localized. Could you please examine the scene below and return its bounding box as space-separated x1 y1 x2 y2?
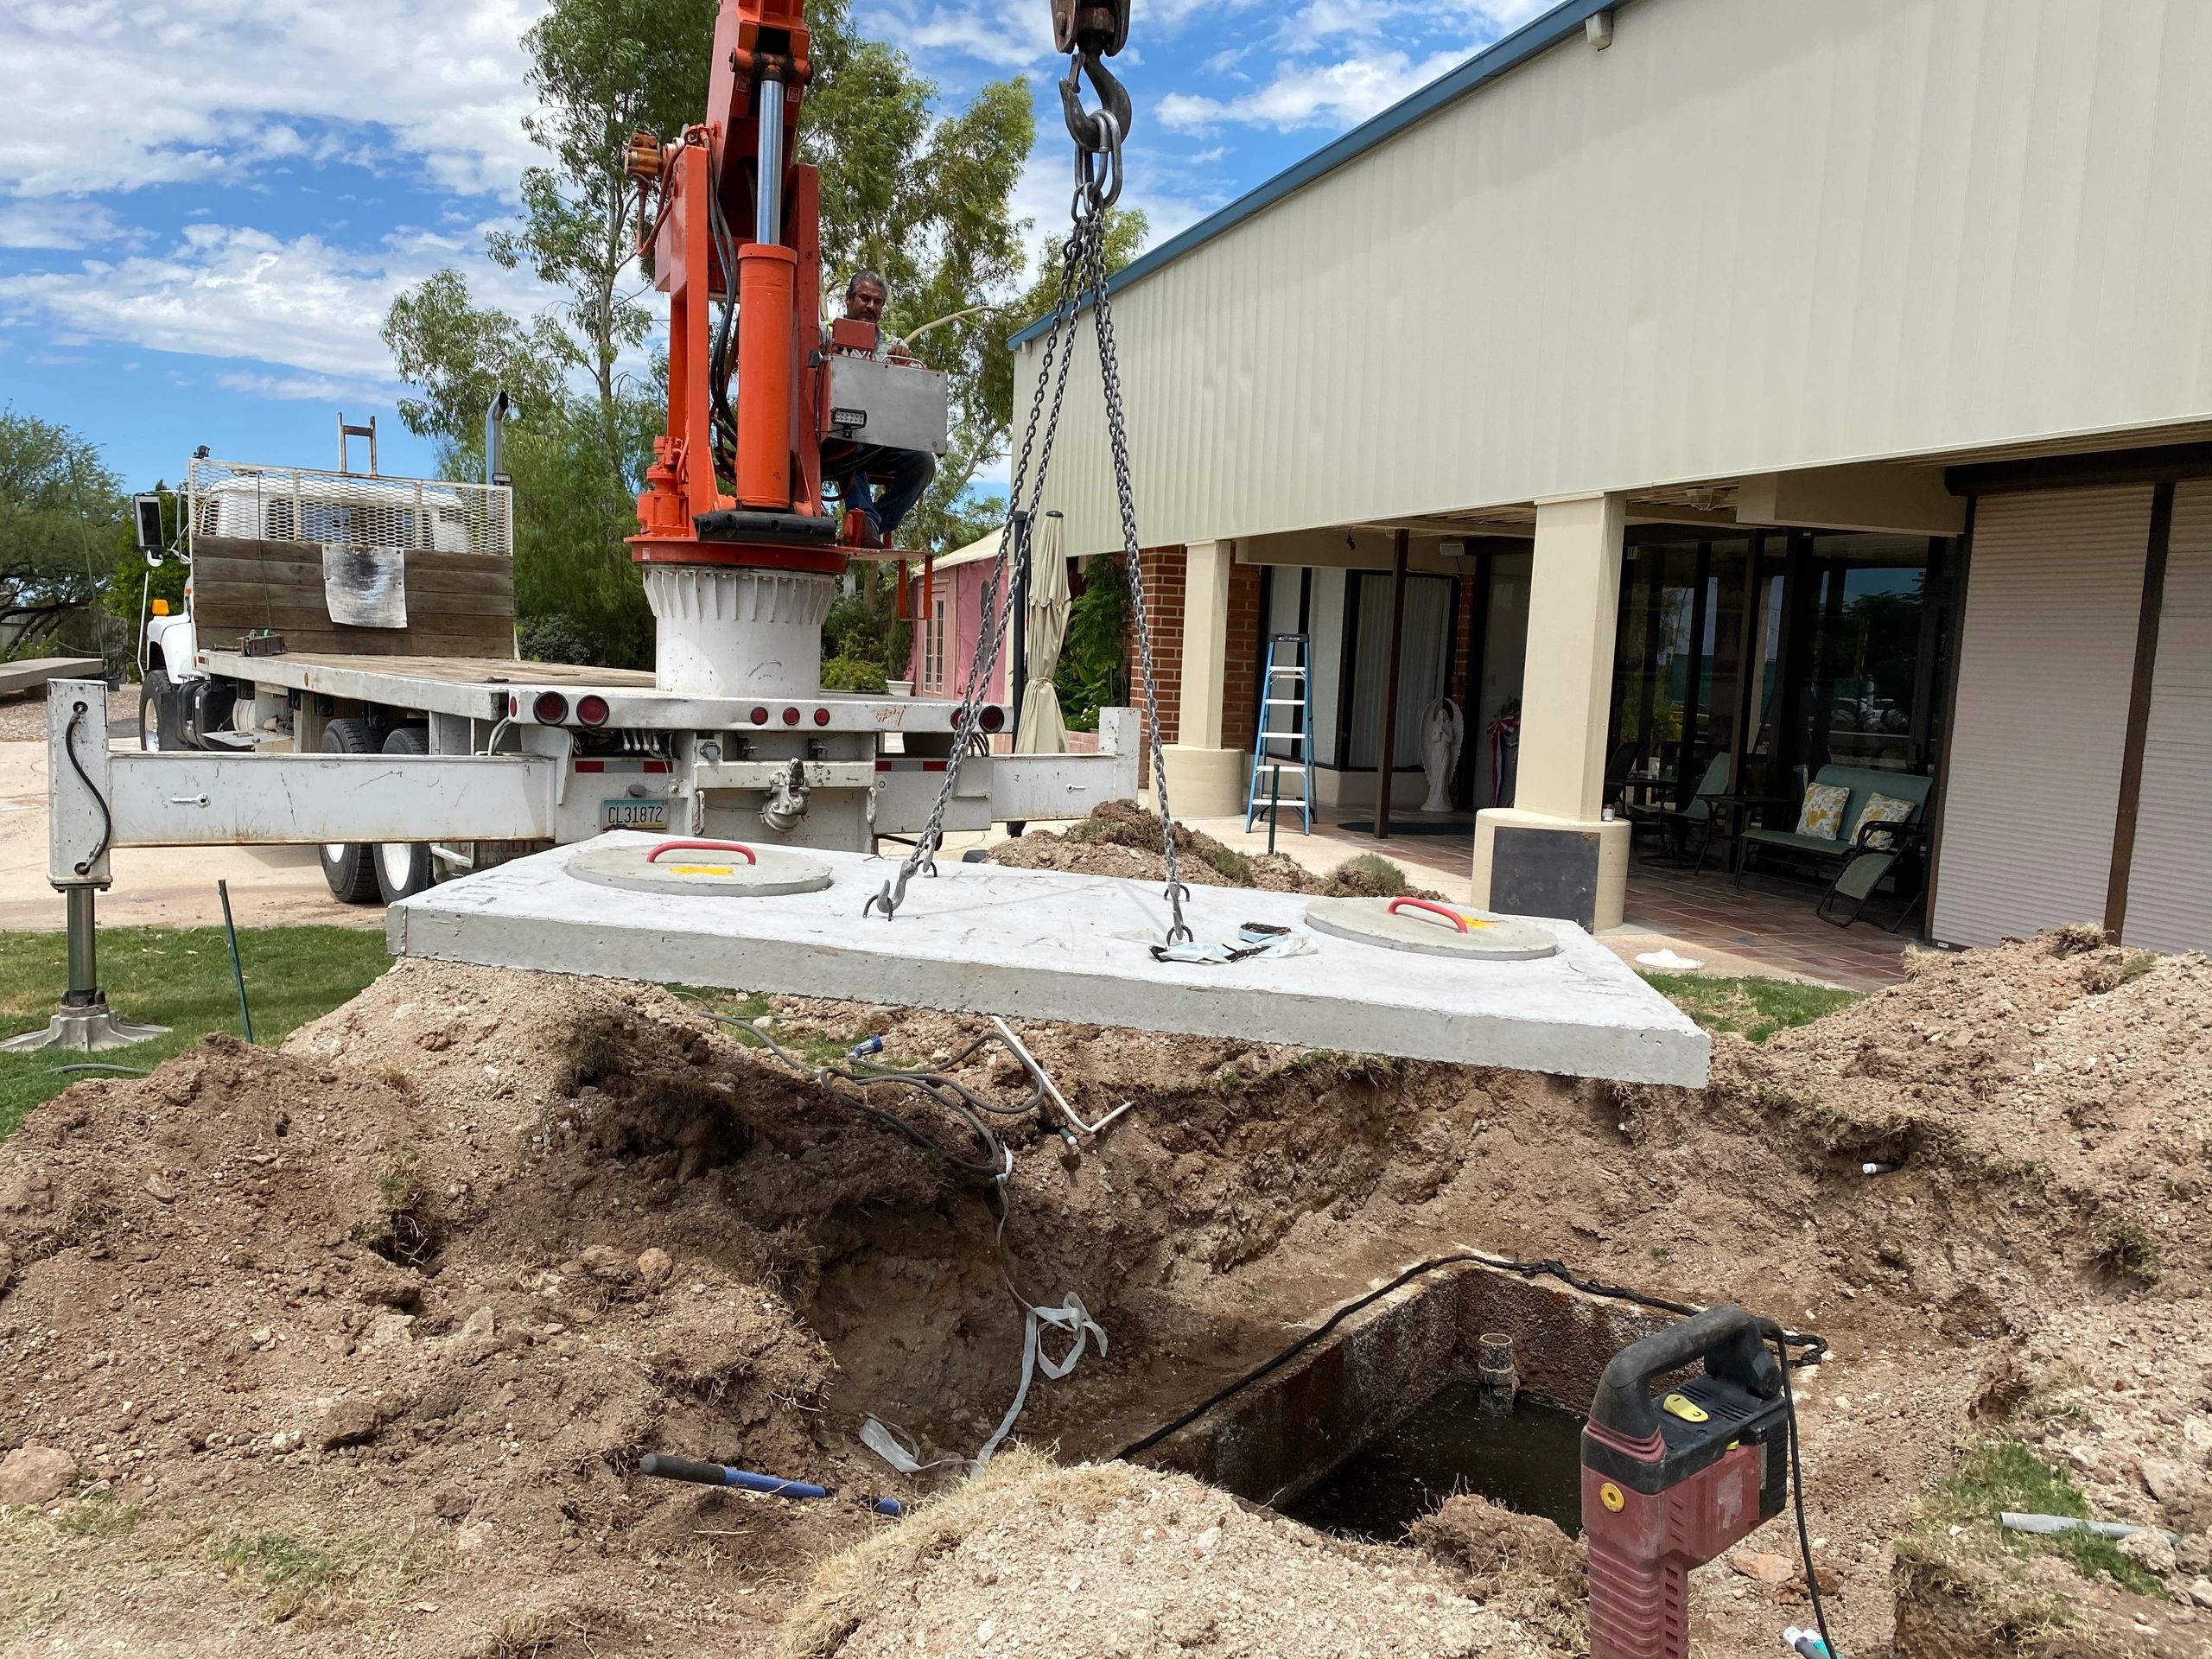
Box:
517 613 599 666
820 655 889 693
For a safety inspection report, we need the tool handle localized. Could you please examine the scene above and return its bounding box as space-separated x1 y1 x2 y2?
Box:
1388 896 1468 932
639 1452 734 1485
1588 1304 1779 1439
646 838 758 866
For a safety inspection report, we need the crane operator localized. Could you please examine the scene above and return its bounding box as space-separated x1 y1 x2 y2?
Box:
827 270 938 548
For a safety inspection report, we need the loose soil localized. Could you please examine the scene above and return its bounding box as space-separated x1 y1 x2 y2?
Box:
0 856 2207 1656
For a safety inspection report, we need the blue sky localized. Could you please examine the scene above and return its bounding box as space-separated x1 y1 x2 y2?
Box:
0 0 1549 491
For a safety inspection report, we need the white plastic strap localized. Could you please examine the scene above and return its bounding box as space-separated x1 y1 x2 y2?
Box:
975 1292 1108 1467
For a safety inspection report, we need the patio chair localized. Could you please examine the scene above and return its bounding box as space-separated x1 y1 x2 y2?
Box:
1817 818 1929 931
1738 765 1934 925
1642 753 1731 873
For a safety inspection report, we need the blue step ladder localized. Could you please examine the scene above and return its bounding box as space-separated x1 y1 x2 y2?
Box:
1245 632 1315 833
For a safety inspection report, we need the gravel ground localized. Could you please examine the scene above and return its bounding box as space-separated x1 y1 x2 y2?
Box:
0 680 136 743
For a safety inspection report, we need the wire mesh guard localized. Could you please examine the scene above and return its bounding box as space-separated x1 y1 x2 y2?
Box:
186 458 514 560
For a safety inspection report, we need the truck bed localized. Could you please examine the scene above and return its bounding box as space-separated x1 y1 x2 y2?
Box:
200 649 655 723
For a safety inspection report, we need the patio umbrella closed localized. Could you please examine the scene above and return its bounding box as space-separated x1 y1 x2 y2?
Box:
1015 514 1071 753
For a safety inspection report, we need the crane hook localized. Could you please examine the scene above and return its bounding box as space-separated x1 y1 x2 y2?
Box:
1060 50 1130 212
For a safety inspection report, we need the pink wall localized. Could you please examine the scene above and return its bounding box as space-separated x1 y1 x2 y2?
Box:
906 561 1008 703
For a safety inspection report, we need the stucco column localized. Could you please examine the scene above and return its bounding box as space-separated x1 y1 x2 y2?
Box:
1160 539 1246 817
1472 493 1633 931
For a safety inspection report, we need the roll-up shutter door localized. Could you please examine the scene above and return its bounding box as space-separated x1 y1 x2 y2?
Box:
1931 486 2151 947
2123 480 2212 951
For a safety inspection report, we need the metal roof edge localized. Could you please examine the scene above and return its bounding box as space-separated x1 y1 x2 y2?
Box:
1008 0 1632 351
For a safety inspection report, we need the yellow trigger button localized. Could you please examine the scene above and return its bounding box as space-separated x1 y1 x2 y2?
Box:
1599 1482 1625 1512
1661 1393 1709 1423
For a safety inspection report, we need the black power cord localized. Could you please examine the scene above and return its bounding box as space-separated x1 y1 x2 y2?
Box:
1774 1341 1840 1656
691 1002 1074 1183
63 701 113 875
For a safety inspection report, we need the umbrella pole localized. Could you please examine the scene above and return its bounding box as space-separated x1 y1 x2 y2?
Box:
1008 511 1030 747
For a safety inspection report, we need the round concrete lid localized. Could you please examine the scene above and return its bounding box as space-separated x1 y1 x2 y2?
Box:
1302 896 1560 961
566 840 834 899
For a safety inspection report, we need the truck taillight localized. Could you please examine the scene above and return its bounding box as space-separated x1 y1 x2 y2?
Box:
576 694 610 727
532 691 569 724
978 704 1006 734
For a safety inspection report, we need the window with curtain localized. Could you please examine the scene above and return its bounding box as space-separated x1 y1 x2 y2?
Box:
1345 572 1453 768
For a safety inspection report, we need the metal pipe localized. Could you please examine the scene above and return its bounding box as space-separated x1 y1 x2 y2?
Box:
218 879 255 1044
753 75 786 245
63 887 98 1008
989 1016 1135 1135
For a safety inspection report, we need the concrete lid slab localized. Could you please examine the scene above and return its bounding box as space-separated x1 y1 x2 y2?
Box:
1302 897 1560 961
389 834 1709 1085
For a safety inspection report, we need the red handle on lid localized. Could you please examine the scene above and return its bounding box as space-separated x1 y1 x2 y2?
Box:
645 838 758 866
1388 896 1469 932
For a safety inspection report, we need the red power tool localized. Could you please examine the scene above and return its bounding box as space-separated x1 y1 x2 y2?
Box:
1581 1305 1791 1659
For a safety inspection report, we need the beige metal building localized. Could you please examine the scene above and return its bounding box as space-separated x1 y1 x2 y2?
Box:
1014 0 2212 947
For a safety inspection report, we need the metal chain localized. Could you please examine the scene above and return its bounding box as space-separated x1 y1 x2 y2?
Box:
868 225 1090 921
868 53 1187 946
1080 214 1189 942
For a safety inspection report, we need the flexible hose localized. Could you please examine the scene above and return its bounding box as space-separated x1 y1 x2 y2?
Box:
63 701 113 875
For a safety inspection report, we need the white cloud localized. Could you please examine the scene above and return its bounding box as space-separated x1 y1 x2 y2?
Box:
214 369 395 402
0 220 544 383
0 199 130 251
0 0 545 201
1158 46 1467 132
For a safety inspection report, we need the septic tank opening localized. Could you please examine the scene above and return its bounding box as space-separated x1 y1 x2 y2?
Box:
1134 1257 1681 1541
1283 1383 1586 1539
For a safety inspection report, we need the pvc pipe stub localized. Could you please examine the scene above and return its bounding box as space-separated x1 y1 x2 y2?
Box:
1302 897 1560 960
566 841 834 898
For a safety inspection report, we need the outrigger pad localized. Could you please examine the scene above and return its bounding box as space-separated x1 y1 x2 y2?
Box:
694 509 842 544
390 835 1709 1086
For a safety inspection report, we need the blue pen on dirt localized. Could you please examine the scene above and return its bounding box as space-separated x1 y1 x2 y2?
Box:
848 1035 885 1060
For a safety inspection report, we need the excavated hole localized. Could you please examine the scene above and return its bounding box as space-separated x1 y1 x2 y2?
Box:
1137 1259 1681 1542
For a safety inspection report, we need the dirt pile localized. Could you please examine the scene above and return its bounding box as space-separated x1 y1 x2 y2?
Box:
987 799 1441 898
1695 931 2212 1299
1411 1495 1586 1656
1891 1294 2212 1657
0 929 2206 1655
780 1449 1536 1659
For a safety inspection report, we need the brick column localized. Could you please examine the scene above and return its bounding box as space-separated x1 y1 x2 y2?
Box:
1219 560 1264 757
1127 545 1185 785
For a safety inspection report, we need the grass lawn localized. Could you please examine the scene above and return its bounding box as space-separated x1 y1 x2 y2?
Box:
1639 971 1862 1043
0 925 391 1143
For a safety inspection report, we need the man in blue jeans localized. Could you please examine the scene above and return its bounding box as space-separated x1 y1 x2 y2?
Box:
831 270 937 548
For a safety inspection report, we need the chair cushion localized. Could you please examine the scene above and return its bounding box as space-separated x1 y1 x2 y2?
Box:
1853 791 1917 849
1796 782 1851 841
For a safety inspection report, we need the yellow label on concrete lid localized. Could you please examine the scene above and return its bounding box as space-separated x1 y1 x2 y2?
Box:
1661 1393 1709 1423
669 864 734 876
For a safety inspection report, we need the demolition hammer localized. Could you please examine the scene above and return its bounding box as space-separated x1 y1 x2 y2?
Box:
1582 1304 1833 1659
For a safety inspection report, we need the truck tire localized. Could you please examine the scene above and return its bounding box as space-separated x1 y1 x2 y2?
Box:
374 727 436 903
317 718 385 904
138 671 170 752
